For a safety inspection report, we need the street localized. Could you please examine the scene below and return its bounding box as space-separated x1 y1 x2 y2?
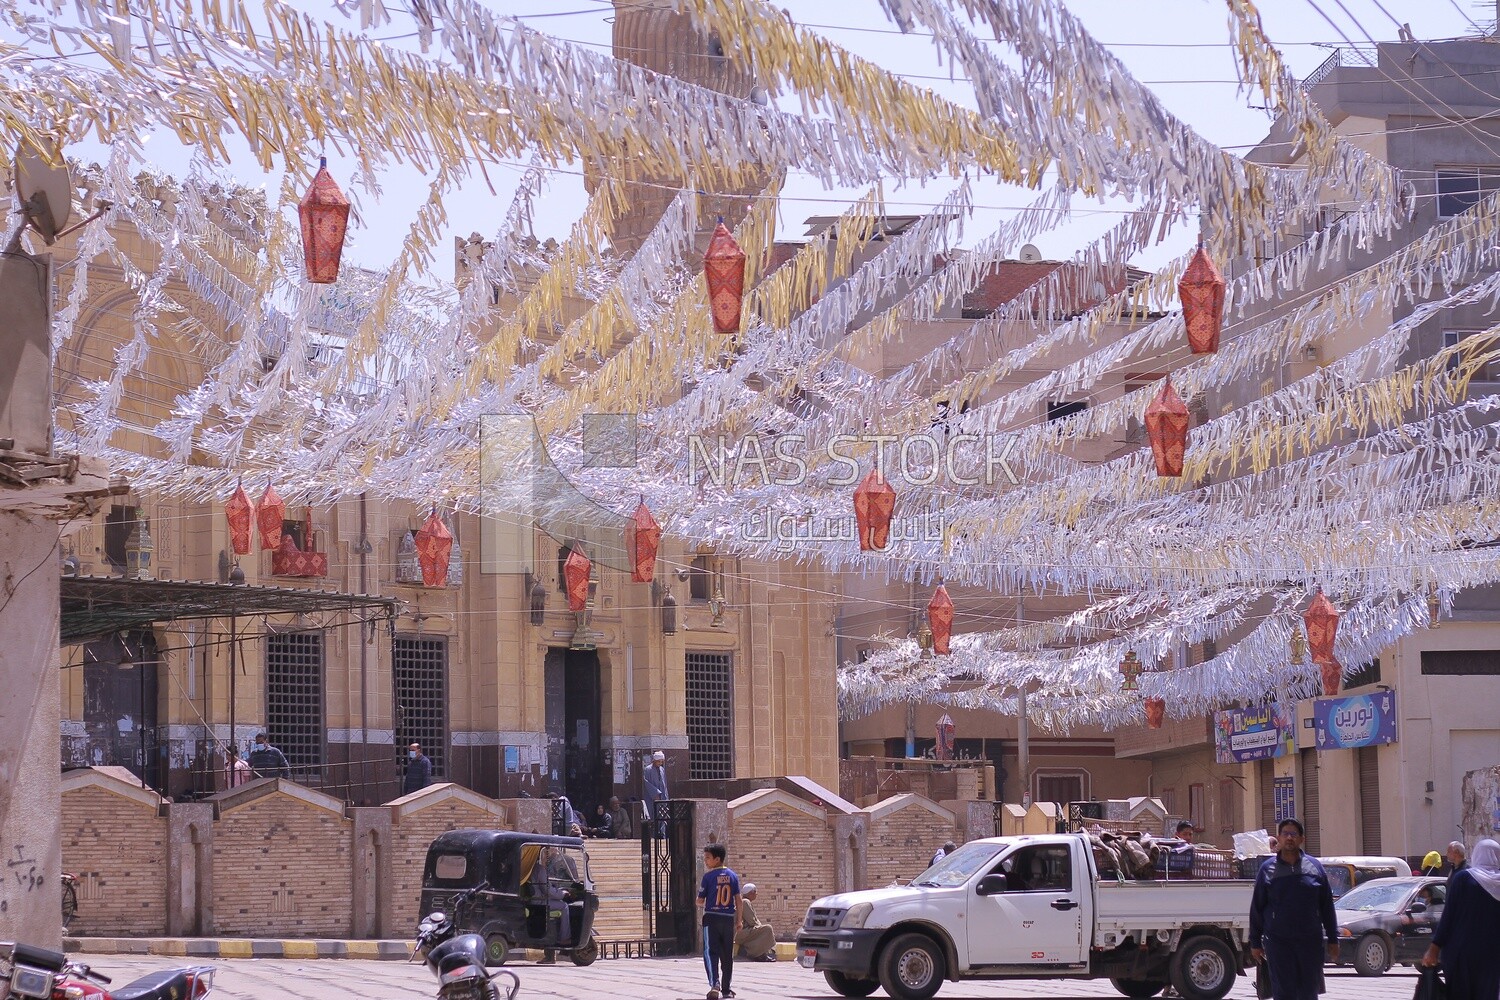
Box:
77 953 1423 1000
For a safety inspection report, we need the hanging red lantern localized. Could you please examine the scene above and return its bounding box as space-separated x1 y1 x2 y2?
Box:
1144 375 1190 478
703 218 747 335
225 479 254 556
257 483 286 552
935 714 956 761
853 468 897 551
1303 590 1340 665
564 545 592 612
1320 655 1343 697
1145 698 1166 730
413 507 454 588
629 501 662 584
1179 245 1225 354
927 584 954 655
298 157 350 284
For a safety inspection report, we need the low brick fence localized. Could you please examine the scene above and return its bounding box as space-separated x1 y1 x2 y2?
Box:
62 767 991 939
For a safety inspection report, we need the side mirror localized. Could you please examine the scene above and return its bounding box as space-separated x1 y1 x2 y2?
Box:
1408 902 1428 914
976 874 1007 897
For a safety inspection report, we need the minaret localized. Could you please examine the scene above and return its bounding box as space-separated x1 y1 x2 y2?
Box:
587 0 777 254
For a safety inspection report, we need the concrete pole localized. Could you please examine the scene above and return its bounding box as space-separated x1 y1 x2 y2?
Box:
0 509 63 948
1016 597 1031 807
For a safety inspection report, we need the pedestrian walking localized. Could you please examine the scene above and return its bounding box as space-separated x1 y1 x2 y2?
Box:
403 741 432 794
644 750 669 836
1447 840 1469 879
1422 838 1500 1000
697 842 741 1000
246 732 289 778
1247 818 1338 1000
223 745 252 788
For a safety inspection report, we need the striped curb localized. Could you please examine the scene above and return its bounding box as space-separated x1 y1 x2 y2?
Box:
64 938 416 961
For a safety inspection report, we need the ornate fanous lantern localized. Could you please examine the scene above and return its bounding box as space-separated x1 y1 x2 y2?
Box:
629 500 662 583
225 480 254 556
660 587 678 636
257 483 286 551
935 714 956 761
396 530 422 584
927 583 954 655
1145 697 1166 730
1144 375 1190 478
703 218 747 336
1289 623 1307 665
1179 245 1226 354
1320 655 1343 697
853 468 897 551
124 509 153 581
413 507 454 588
1119 650 1143 692
563 545 592 613
298 157 351 284
528 573 547 626
1302 590 1340 665
916 619 935 659
1427 589 1442 629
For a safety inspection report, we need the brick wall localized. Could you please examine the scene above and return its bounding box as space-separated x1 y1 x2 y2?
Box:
212 792 353 936
865 799 956 890
61 785 168 935
390 800 506 930
730 801 835 937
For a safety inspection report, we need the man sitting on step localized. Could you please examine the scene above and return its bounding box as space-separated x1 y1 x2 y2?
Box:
735 884 777 962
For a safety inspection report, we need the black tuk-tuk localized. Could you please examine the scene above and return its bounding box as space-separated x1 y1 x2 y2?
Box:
420 830 601 966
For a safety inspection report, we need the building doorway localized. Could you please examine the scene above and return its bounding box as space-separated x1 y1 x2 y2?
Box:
545 647 603 812
79 630 160 787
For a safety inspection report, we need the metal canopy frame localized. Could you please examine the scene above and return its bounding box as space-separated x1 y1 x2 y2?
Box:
60 575 397 645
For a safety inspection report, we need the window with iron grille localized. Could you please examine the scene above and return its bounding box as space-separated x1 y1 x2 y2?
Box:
394 636 448 777
685 651 732 780
265 631 324 772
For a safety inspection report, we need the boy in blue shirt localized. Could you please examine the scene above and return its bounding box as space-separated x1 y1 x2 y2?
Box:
697 843 742 1000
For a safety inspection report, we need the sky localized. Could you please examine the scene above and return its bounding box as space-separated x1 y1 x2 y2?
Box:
56 0 1494 280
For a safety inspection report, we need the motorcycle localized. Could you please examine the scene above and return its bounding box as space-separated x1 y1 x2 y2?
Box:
413 881 520 1000
1 942 213 1000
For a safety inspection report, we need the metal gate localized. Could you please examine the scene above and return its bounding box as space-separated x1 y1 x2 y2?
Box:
641 799 696 955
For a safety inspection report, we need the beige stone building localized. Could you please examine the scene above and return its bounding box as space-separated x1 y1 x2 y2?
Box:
51 0 844 809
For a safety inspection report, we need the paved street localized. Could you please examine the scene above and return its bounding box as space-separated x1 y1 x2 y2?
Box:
78 953 1422 1000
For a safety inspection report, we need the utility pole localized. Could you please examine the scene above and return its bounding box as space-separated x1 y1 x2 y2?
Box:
1016 597 1031 807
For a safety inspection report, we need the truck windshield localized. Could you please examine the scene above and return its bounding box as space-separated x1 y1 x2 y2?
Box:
911 842 1002 888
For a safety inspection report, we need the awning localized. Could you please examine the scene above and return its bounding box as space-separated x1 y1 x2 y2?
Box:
60 575 397 645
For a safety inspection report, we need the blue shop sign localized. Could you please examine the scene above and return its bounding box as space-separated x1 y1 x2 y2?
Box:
1313 691 1398 750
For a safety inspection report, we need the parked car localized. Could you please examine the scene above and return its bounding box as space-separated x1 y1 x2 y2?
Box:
795 833 1256 1000
1319 855 1413 899
1332 876 1446 976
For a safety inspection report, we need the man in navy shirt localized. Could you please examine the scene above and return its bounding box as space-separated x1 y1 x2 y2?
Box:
1248 818 1339 1000
697 843 741 1000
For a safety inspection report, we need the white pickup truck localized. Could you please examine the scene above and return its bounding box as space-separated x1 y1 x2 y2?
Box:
795 833 1255 1000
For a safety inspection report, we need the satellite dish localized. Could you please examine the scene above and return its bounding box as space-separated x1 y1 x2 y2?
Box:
14 138 72 244
1018 243 1042 263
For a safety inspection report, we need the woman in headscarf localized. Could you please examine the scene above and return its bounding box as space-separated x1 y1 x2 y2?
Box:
1422 838 1500 999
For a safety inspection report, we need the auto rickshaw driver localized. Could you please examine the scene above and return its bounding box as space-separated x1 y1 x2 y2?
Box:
527 845 580 949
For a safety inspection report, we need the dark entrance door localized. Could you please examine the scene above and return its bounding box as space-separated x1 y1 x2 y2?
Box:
544 647 603 811
80 630 160 788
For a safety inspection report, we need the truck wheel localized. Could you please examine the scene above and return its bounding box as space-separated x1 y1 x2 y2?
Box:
1352 933 1390 976
878 932 946 1000
1109 978 1167 998
1168 935 1235 1000
483 934 510 966
823 971 880 997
